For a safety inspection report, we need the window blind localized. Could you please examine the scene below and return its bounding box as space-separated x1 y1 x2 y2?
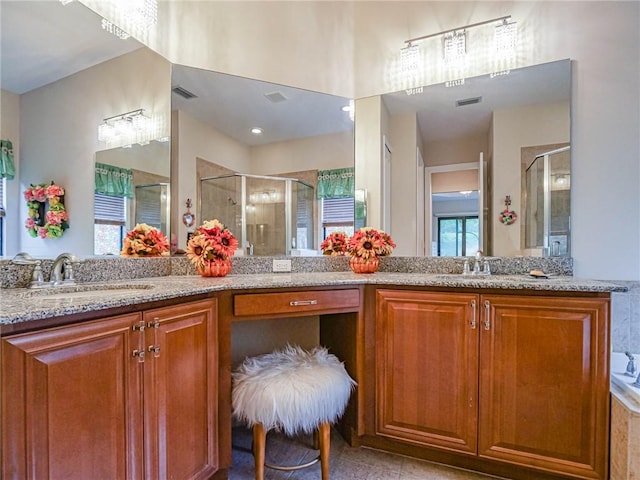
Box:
322 197 354 225
94 193 125 225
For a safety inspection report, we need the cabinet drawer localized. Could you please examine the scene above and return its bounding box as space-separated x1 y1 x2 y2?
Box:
234 289 360 317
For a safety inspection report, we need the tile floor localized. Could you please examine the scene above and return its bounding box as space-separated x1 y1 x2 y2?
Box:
229 427 506 480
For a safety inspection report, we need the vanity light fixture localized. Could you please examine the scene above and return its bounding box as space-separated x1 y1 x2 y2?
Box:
401 15 514 75
98 109 152 147
494 18 518 58
443 31 467 66
250 127 264 135
400 43 421 73
100 0 158 40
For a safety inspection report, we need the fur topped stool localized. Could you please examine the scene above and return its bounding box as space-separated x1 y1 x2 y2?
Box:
232 344 356 480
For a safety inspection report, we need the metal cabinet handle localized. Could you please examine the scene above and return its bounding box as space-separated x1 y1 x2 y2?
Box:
470 299 477 329
132 321 145 332
484 300 491 330
132 349 145 362
147 345 161 356
289 300 318 306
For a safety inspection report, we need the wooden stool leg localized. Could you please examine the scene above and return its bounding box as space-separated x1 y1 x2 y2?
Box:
318 422 331 480
252 423 266 480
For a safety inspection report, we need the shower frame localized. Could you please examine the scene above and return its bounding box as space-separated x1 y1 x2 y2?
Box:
200 173 314 256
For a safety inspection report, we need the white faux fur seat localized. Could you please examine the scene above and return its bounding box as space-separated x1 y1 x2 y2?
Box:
232 345 356 480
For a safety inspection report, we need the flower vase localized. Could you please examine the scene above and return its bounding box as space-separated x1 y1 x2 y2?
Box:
349 256 379 274
197 259 232 277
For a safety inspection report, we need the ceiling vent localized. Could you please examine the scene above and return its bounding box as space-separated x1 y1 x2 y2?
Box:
172 85 197 99
264 91 288 103
456 96 482 107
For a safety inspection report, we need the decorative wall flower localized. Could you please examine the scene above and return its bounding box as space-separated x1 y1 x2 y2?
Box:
321 231 348 256
23 182 69 239
121 223 170 257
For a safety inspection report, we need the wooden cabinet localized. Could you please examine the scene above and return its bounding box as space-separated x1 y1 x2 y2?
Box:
2 299 218 480
375 289 609 480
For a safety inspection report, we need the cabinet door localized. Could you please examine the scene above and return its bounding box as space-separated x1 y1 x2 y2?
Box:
143 299 218 480
479 295 609 479
376 290 479 454
2 313 143 480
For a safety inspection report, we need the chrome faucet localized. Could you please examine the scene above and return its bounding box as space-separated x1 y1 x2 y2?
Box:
51 253 80 286
625 352 637 377
11 252 45 287
464 250 491 276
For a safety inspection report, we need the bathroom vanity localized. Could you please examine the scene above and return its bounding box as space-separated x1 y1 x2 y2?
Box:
0 271 621 480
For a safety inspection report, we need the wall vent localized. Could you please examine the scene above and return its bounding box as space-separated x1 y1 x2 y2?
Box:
456 96 482 107
264 91 288 103
172 85 197 99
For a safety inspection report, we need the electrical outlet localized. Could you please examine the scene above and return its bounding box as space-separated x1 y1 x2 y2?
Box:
272 259 292 273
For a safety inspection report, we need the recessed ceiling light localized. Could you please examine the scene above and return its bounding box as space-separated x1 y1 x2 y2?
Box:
251 128 263 135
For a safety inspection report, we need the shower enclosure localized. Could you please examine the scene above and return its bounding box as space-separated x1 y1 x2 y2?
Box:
134 183 171 239
524 146 570 256
200 174 315 256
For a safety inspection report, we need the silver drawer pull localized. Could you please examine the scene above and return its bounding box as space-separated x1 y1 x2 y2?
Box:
289 300 318 306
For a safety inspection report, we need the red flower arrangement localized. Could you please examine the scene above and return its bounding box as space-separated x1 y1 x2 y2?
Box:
24 182 69 238
121 223 170 257
346 227 396 260
321 231 348 256
186 219 239 276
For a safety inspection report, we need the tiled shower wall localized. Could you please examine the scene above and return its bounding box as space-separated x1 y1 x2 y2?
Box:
612 281 640 353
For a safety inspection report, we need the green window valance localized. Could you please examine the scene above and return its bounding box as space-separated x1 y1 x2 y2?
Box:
95 162 134 198
317 167 354 199
1 139 16 180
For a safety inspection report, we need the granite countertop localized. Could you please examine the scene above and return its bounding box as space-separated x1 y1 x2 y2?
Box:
0 272 625 329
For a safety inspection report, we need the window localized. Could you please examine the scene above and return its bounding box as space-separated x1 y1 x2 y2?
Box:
94 193 126 255
322 197 354 238
437 216 479 256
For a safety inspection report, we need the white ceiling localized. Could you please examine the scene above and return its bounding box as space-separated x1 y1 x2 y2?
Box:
0 1 141 95
1 1 569 148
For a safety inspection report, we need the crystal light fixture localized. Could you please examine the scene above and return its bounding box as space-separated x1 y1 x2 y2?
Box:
100 0 158 39
400 43 421 73
494 19 518 58
443 31 466 66
98 109 152 147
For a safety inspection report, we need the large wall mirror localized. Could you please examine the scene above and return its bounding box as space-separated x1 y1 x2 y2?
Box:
379 59 571 257
171 64 355 255
1 1 171 257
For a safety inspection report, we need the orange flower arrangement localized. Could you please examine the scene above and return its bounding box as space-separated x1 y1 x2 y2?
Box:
121 223 169 257
346 227 396 260
321 231 348 256
186 219 238 276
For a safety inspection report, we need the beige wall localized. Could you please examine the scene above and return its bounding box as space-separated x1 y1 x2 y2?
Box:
250 132 353 176
424 134 489 168
0 89 20 256
18 47 170 257
389 112 419 255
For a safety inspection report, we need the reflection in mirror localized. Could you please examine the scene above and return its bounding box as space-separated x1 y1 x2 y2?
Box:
525 145 571 256
171 64 354 255
379 59 571 257
94 140 171 255
1 1 170 258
